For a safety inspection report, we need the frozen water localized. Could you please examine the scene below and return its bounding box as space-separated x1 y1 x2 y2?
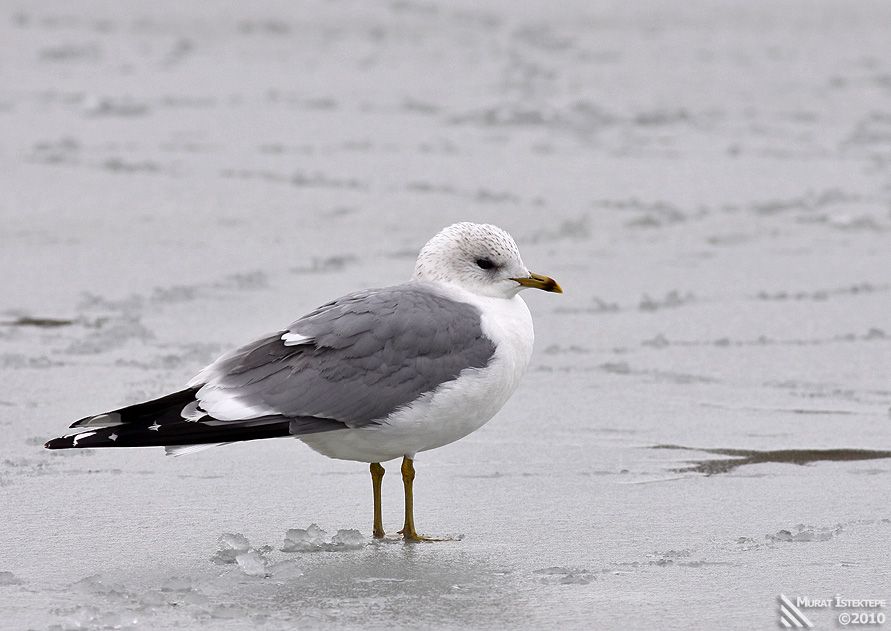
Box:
766 525 842 543
330 529 365 550
213 533 275 575
61 605 139 630
281 524 328 552
267 560 304 580
2 0 890 629
0 572 23 586
533 567 595 585
282 525 366 552
211 533 252 564
235 549 271 578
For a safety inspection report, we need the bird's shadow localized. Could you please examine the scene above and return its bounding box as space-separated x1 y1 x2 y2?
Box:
651 444 891 475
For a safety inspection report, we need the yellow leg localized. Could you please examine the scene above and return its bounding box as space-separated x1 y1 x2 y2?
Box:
398 456 423 541
396 457 454 542
370 462 385 539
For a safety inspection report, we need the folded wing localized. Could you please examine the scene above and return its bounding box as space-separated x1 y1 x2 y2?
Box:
191 282 497 427
46 283 496 452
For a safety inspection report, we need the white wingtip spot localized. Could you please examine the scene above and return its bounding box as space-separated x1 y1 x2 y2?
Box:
71 431 97 446
281 332 315 347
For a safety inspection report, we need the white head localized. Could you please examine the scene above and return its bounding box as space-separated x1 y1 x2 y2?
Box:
412 222 562 298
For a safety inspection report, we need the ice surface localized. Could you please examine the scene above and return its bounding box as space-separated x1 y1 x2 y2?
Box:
766 525 842 543
60 605 139 630
533 567 595 585
2 0 891 629
0 572 23 586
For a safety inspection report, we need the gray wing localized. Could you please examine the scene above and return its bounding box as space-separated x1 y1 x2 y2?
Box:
189 283 496 431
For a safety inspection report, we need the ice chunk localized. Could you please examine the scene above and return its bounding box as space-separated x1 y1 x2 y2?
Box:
281 525 365 552
281 523 328 552
331 529 364 550
212 532 252 564
235 549 271 577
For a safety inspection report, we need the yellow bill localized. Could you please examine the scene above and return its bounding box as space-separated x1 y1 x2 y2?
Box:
511 272 563 293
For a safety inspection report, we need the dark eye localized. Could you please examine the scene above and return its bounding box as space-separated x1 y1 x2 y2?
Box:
476 258 496 270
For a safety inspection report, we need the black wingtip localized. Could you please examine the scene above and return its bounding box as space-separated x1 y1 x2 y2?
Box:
44 436 73 450
68 388 200 429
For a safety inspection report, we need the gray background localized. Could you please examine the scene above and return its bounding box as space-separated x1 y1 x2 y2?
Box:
1 0 889 629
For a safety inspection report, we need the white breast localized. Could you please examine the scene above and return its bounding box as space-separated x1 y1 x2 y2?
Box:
299 291 534 463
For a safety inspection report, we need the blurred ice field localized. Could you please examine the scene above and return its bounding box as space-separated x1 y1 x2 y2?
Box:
1 0 889 629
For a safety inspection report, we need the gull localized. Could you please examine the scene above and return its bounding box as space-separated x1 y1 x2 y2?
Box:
45 222 562 541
